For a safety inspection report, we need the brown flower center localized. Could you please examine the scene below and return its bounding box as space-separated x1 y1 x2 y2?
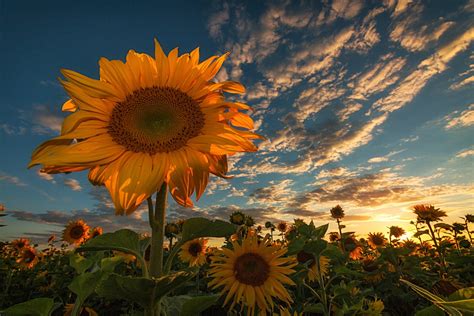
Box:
188 242 203 257
70 225 85 239
108 87 205 154
234 253 270 286
24 250 36 263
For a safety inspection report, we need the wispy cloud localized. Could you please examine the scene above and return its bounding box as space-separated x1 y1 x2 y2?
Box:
0 172 27 187
445 104 474 129
456 147 474 158
64 178 82 191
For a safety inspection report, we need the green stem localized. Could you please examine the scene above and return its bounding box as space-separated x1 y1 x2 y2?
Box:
426 221 446 276
164 239 184 274
150 182 167 278
336 218 344 253
466 219 473 243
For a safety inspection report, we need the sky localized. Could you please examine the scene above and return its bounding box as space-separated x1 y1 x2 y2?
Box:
0 0 473 243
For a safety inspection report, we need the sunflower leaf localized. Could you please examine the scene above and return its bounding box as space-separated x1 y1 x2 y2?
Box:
303 239 328 257
96 271 194 308
69 271 103 304
3 298 56 316
77 229 142 258
181 217 235 241
180 294 220 316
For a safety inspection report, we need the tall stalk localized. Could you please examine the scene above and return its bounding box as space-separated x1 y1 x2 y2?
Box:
426 221 446 276
465 218 473 243
336 218 344 253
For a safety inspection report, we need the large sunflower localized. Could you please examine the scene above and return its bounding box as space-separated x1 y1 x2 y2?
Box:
29 40 261 215
63 219 90 245
209 233 296 314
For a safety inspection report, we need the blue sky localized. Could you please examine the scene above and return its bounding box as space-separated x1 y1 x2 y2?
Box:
1 0 473 242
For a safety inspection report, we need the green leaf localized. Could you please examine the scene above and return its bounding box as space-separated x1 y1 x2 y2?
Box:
436 299 474 313
181 295 220 316
100 255 125 273
69 271 103 303
96 271 194 308
287 238 305 255
181 217 235 241
69 253 96 274
303 239 328 257
77 229 142 257
449 287 474 301
304 303 325 313
314 223 329 239
4 298 55 316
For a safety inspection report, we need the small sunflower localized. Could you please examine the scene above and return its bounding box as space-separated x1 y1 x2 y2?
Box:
367 232 387 249
63 219 90 245
328 232 339 242
277 221 288 233
230 211 246 225
401 240 418 254
179 238 208 267
165 222 180 238
244 215 255 227
11 238 30 251
209 234 296 314
413 204 447 223
29 40 261 215
344 236 362 260
330 205 345 219
265 221 274 229
90 226 103 238
389 226 405 238
465 214 474 223
16 246 40 269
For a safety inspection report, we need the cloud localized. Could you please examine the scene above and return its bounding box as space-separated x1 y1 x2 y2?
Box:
336 102 363 121
0 123 26 136
367 150 405 164
0 172 27 187
373 27 474 113
37 169 55 182
445 104 474 129
64 178 82 191
450 75 474 90
207 2 229 39
30 105 64 135
456 147 474 158
248 179 294 205
389 2 454 52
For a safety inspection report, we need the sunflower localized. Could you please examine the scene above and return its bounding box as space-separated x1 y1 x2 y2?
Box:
297 251 330 282
389 226 405 238
277 221 288 233
413 204 447 223
328 232 339 242
330 205 345 219
230 211 246 225
209 233 296 314
63 219 90 245
179 238 208 267
90 226 103 238
11 238 30 251
16 246 40 269
165 222 180 238
401 239 418 254
367 232 387 249
29 40 261 215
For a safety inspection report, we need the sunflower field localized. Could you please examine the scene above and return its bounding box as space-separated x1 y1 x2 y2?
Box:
1 41 473 315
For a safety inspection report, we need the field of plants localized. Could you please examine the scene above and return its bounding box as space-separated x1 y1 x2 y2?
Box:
1 204 473 315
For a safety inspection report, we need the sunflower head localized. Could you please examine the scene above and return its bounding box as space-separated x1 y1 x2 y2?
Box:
361 257 379 272
330 205 345 219
179 238 208 267
90 227 103 238
229 211 246 225
265 221 274 229
63 219 90 245
29 40 262 215
244 215 255 227
16 246 40 269
389 226 405 238
329 232 340 242
367 232 387 249
459 239 471 249
11 238 30 251
297 251 330 282
465 214 474 223
452 222 465 233
401 240 418 253
165 222 180 238
209 233 296 314
413 204 447 223
277 221 288 233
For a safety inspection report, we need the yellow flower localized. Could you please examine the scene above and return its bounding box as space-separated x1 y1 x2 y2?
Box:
389 226 405 238
296 250 330 282
413 204 447 223
367 232 386 249
277 221 288 233
11 238 30 251
209 234 296 314
179 238 208 267
90 226 103 238
63 219 90 245
16 246 40 269
29 40 261 215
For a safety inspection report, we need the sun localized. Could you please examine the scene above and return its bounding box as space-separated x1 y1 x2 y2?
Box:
209 233 296 314
29 40 262 215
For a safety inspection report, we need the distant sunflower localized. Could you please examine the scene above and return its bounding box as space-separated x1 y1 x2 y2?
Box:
63 219 90 245
165 222 180 238
330 205 345 219
277 221 288 233
230 211 246 225
389 226 405 238
179 238 208 267
29 40 261 215
413 204 447 223
297 250 330 282
209 234 296 314
16 246 40 269
11 238 30 251
367 232 387 249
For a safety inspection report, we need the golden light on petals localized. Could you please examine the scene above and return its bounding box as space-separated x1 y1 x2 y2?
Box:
29 40 262 215
179 238 208 267
209 234 296 314
16 247 40 269
63 219 90 245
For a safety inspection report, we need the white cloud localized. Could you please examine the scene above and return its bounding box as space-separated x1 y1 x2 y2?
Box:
64 178 82 191
456 147 474 158
445 104 474 129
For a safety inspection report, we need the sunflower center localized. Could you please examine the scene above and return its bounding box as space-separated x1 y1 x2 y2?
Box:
188 242 203 257
70 226 85 239
24 250 35 263
234 253 270 286
108 87 205 154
